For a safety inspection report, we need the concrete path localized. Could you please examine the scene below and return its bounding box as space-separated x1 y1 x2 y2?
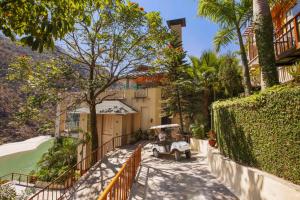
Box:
65 143 141 200
130 144 238 200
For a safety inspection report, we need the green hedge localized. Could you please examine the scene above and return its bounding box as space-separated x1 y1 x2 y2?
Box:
213 83 300 184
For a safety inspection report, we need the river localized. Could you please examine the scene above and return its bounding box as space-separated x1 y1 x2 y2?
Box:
0 137 54 177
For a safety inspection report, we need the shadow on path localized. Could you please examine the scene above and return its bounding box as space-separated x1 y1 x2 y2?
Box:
130 144 238 200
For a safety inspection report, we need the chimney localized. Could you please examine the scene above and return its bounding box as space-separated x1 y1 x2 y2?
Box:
167 18 186 43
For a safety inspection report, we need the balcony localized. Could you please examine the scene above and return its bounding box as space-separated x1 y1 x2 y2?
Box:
246 12 300 66
101 90 126 100
134 88 148 98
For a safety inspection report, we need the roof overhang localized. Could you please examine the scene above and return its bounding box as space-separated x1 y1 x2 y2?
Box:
71 100 137 115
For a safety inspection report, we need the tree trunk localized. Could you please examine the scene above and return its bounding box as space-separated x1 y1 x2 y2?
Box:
253 0 279 88
176 87 184 133
88 61 99 154
89 101 98 151
236 24 252 96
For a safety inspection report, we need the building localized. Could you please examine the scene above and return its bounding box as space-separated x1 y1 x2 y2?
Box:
243 0 299 86
55 19 187 150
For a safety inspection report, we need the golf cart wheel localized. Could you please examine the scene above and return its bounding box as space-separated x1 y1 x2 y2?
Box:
153 149 159 158
185 151 191 159
174 150 180 161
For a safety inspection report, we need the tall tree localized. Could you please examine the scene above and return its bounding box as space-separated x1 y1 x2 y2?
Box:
7 1 169 155
56 0 168 152
187 51 219 131
253 0 279 88
198 0 252 95
161 38 189 132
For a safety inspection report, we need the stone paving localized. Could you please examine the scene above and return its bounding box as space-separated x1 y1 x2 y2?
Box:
129 143 238 200
65 143 141 200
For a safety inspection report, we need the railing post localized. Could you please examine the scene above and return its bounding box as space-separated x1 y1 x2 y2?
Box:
293 17 299 48
112 137 115 150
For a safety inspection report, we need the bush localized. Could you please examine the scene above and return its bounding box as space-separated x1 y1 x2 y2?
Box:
35 137 78 182
190 115 207 139
0 184 16 200
212 83 300 184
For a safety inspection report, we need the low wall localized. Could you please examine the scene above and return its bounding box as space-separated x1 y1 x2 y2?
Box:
190 138 208 156
207 147 300 200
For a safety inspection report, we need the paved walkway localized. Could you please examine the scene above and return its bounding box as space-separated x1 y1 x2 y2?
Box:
65 143 141 200
130 144 238 200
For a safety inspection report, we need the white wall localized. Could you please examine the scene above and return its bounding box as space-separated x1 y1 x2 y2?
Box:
207 147 300 200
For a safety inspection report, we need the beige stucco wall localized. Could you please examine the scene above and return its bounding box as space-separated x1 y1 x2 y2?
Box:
190 138 208 156
123 88 162 131
207 147 300 200
77 113 91 170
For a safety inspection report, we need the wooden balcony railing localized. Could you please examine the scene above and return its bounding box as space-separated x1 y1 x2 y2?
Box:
247 12 300 63
97 145 142 200
274 12 300 58
28 134 133 200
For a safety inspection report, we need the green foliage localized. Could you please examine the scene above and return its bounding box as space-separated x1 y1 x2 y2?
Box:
217 53 243 97
0 184 16 200
35 137 78 182
184 52 243 133
160 37 189 130
190 116 207 139
198 0 252 52
198 0 252 95
288 63 300 83
0 0 90 52
213 83 300 184
7 56 76 131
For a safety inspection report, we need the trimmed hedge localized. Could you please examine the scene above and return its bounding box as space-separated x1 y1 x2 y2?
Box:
213 83 300 184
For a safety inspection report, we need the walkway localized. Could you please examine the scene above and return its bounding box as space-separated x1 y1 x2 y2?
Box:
130 144 238 200
65 142 143 200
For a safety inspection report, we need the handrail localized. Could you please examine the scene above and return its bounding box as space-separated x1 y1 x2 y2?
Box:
28 134 133 200
98 144 142 200
0 173 37 187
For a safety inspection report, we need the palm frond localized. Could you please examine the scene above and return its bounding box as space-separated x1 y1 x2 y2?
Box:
213 27 236 52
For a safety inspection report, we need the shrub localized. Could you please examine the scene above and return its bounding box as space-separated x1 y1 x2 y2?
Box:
35 137 78 182
212 83 300 184
0 184 16 200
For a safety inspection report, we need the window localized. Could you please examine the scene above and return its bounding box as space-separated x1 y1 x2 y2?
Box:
66 113 80 132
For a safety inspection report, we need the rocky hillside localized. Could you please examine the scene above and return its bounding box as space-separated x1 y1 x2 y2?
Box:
0 37 58 144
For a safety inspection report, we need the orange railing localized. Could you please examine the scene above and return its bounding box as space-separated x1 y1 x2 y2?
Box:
98 144 142 200
28 134 133 200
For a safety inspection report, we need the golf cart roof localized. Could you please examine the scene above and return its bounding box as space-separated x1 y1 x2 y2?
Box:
149 124 180 130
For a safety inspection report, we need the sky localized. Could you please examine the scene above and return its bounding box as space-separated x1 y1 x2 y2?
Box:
135 0 238 57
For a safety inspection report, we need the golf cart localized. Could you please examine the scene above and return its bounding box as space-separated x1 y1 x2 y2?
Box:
150 124 191 161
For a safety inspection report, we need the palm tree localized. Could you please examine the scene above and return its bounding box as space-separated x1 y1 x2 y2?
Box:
198 0 252 95
253 0 279 88
188 51 219 131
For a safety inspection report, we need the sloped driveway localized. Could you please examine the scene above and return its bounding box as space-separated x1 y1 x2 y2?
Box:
130 143 238 200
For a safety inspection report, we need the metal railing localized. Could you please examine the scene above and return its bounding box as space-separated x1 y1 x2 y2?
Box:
28 134 133 200
0 173 37 187
98 145 142 200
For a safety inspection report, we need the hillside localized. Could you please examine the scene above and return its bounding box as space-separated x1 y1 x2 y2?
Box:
0 37 58 144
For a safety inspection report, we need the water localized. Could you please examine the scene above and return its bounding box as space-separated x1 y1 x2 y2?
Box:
0 138 54 177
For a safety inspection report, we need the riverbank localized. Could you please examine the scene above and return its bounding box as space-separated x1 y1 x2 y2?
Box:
0 136 52 157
